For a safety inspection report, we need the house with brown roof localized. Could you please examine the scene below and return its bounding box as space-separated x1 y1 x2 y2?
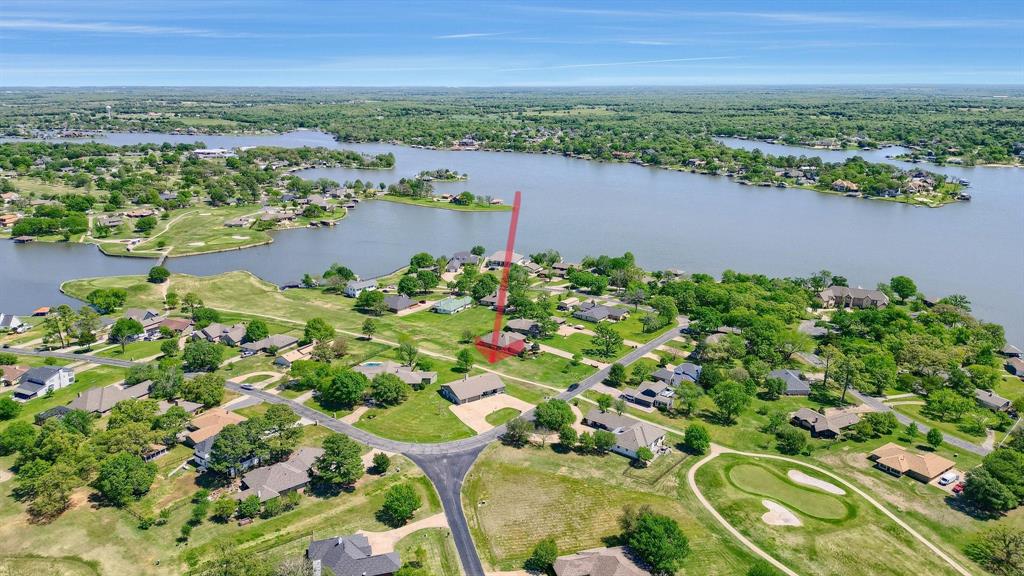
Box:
441 373 506 405
274 343 316 368
790 407 859 438
233 447 324 502
196 322 247 345
869 442 955 483
554 547 650 576
185 408 247 446
1005 357 1024 378
818 286 889 309
1 365 28 386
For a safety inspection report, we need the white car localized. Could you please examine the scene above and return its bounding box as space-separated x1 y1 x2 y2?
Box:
240 383 254 391
938 471 959 486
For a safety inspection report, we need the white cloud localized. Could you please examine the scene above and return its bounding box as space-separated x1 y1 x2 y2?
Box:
0 18 259 38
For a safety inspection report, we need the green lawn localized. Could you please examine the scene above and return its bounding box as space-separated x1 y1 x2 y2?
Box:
96 206 273 258
695 453 965 576
463 443 756 573
395 529 461 576
0 556 101 576
97 339 167 361
542 332 628 360
375 195 512 212
484 407 521 426
891 403 994 442
10 364 126 424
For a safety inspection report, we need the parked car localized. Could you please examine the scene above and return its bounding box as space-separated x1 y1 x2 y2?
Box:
938 471 960 486
952 482 965 494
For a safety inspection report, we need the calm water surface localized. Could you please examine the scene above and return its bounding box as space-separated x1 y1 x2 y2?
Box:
2 131 1021 343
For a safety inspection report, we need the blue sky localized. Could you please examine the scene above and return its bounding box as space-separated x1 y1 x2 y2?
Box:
1 0 1021 86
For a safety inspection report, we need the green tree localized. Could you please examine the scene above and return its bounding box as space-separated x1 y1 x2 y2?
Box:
619 506 690 575
455 348 474 372
211 497 237 522
762 377 785 401
0 421 36 455
303 317 334 344
356 290 388 315
593 430 616 453
319 369 368 409
147 266 170 283
93 453 157 506
607 363 626 386
775 427 808 455
890 275 918 301
109 317 143 353
964 525 1024 576
379 483 422 527
558 425 578 449
926 427 944 449
315 433 365 488
371 452 391 474
525 538 558 573
182 340 223 372
502 417 532 448
160 338 179 358
962 468 1018 513
904 422 920 441
635 447 654 467
683 424 710 455
398 338 419 366
534 399 574 431
361 318 377 339
711 381 751 424
178 372 225 408
0 397 22 420
371 373 411 406
245 319 269 343
591 324 623 358
596 393 613 412
398 275 420 297
237 495 261 519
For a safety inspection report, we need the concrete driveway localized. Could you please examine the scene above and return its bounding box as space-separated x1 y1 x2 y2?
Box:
449 394 535 433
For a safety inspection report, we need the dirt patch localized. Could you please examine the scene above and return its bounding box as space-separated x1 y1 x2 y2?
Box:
0 469 12 483
187 242 206 246
788 469 846 495
761 499 802 527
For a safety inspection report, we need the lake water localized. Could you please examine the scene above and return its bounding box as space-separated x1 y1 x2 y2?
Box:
2 130 1021 344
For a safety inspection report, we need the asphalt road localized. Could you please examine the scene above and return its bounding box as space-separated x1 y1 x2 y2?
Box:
848 389 991 456
4 347 139 368
6 321 686 574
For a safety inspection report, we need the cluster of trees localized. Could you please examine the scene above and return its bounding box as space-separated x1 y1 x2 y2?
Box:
10 202 89 238
961 430 1024 515
207 404 301 476
38 303 102 348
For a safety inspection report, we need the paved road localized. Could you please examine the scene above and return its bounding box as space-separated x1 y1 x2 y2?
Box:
4 347 140 368
8 321 686 575
849 389 990 456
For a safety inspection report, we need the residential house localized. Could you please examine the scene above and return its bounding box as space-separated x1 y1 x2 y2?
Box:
768 369 811 396
522 260 545 275
344 279 377 298
196 322 247 346
34 405 72 425
241 334 299 356
477 330 527 355
306 534 401 576
156 399 203 416
353 360 437 388
383 294 417 313
13 366 75 401
790 408 859 438
441 373 506 405
582 408 666 460
142 443 169 462
479 292 501 309
0 313 26 333
1 365 28 386
97 215 124 228
157 317 193 335
621 381 674 409
274 343 316 368
504 318 541 338
869 442 955 483
0 214 20 228
192 433 260 473
192 148 233 159
975 389 1012 412
818 286 890 309
652 362 702 387
185 408 247 446
233 447 325 502
1006 357 1024 378
124 308 164 334
551 262 578 277
999 344 1023 358
794 351 826 370
486 250 525 269
433 296 473 315
224 216 253 228
831 179 860 192
445 251 480 273
557 297 580 311
67 381 151 414
553 547 650 576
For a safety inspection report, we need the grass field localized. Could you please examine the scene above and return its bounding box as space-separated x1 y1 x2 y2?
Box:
0 555 101 576
96 206 273 258
6 364 126 424
395 528 461 576
542 332 628 360
463 443 757 573
891 403 995 441
695 453 965 576
484 407 521 426
96 339 167 361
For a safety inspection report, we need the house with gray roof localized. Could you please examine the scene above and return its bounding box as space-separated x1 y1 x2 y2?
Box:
234 447 324 503
768 369 811 396
68 381 151 414
790 408 859 438
241 334 299 356
446 251 480 273
14 366 75 401
0 313 26 333
999 344 1023 358
652 362 702 387
621 381 674 409
975 389 1012 412
307 534 400 576
196 322 247 346
553 546 650 576
344 279 377 298
582 408 666 460
441 373 506 405
486 250 525 268
818 286 890 309
353 361 437 387
384 294 417 313
504 318 541 337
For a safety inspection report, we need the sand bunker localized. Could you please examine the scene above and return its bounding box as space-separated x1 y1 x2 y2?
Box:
187 242 206 246
788 469 845 495
761 500 802 526
231 235 249 240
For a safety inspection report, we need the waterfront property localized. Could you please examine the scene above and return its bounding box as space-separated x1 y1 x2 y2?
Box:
485 250 525 268
441 373 506 405
344 279 378 297
307 534 401 576
0 312 26 333
817 286 890 309
868 442 956 483
581 408 666 460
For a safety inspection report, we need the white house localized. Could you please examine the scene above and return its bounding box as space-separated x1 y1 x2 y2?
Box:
344 279 378 298
0 313 26 333
13 366 75 401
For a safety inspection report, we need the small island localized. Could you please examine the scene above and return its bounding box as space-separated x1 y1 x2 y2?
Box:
376 177 511 211
417 168 468 182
